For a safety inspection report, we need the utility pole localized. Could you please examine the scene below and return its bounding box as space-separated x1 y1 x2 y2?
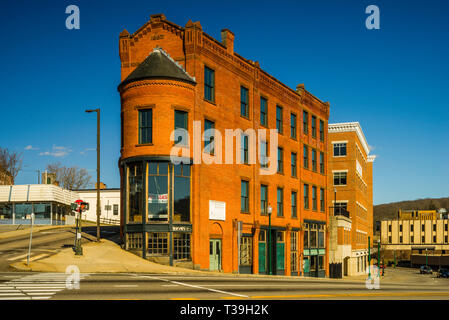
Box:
85 108 101 242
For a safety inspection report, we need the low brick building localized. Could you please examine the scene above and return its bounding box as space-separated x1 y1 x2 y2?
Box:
118 14 330 276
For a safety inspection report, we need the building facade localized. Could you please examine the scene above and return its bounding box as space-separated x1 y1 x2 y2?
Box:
327 122 375 276
381 216 449 267
118 14 330 276
0 184 78 225
76 188 120 224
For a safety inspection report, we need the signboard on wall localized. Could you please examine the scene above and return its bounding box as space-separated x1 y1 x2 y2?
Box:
148 194 168 203
209 200 226 221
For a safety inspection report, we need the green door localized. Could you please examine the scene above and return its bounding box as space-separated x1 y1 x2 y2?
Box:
209 239 221 271
258 242 266 274
303 257 310 274
276 242 285 273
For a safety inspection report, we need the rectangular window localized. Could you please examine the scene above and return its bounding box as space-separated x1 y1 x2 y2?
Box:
260 184 268 215
173 233 191 260
174 110 188 145
320 188 325 212
260 140 268 168
277 147 283 174
148 232 168 256
333 143 347 156
411 224 414 232
319 152 325 174
241 134 249 164
204 66 215 102
411 236 414 243
241 180 249 213
291 231 298 272
291 152 297 177
240 86 249 118
240 236 253 266
303 110 308 134
311 115 317 138
138 109 153 144
277 187 284 217
204 119 215 154
422 235 425 243
290 113 297 139
304 227 309 248
291 191 297 218
312 186 317 211
333 172 347 186
433 224 436 232
113 204 119 216
260 97 267 126
400 224 403 232
312 149 317 172
422 224 425 232
303 184 309 209
433 236 437 243
303 145 309 169
276 105 283 134
319 120 324 142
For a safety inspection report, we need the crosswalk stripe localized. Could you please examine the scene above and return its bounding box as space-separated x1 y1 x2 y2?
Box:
0 293 26 296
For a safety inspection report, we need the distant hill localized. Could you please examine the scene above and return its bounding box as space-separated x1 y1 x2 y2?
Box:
374 197 449 223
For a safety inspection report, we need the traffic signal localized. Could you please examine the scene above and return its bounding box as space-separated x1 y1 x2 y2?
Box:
71 203 78 211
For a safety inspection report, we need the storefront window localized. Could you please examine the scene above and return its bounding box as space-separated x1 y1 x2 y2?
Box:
174 164 190 222
33 203 51 224
304 229 309 248
174 233 191 260
318 229 325 248
0 204 13 224
14 203 32 222
148 162 168 221
310 228 317 248
128 163 143 223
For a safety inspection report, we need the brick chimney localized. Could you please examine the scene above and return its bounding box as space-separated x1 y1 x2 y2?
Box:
221 29 234 54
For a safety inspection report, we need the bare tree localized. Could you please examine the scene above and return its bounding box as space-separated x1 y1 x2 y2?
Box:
0 147 23 183
46 162 92 190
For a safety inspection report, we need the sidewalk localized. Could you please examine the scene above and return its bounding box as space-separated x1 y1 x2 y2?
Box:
10 239 371 282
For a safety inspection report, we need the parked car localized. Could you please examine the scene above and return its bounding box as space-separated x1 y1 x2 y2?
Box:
420 266 433 274
437 268 449 278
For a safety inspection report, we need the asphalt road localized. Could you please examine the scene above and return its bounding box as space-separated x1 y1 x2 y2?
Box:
0 268 448 300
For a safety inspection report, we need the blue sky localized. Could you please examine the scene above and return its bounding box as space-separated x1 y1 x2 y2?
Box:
0 0 448 205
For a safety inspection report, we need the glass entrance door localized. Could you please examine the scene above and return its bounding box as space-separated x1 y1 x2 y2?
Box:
209 239 222 271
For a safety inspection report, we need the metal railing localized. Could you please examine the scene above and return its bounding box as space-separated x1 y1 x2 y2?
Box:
330 206 350 218
99 217 120 225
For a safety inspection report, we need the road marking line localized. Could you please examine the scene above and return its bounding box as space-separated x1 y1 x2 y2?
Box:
171 298 200 300
0 297 31 300
250 291 449 299
31 296 51 300
26 293 57 296
139 275 249 298
21 289 62 292
114 285 138 288
0 293 26 296
161 284 179 287
15 287 66 289
6 253 29 261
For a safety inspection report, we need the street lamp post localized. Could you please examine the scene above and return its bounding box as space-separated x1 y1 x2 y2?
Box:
267 205 272 275
368 236 371 278
85 108 101 242
377 239 381 278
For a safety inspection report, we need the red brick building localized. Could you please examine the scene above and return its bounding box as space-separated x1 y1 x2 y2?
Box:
118 14 330 276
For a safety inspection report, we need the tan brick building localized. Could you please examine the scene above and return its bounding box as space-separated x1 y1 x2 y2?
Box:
118 14 330 276
327 122 375 276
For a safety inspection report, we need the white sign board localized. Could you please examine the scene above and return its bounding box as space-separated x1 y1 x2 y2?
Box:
148 194 168 204
209 200 226 221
